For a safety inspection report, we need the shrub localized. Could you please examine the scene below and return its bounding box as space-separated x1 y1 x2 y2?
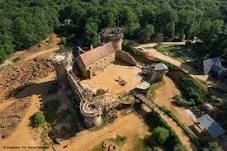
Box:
152 127 170 144
180 78 207 105
31 112 45 127
160 107 200 147
173 144 187 151
201 142 223 151
174 96 195 107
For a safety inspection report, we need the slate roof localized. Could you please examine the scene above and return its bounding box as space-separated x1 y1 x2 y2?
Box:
197 114 225 138
203 57 220 74
78 42 116 67
153 63 168 71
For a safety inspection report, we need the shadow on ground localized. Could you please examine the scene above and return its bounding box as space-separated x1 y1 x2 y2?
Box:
9 77 86 141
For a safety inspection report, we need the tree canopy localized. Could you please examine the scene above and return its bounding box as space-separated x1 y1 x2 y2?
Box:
0 0 227 63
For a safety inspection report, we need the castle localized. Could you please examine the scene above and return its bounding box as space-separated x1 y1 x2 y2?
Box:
53 28 126 127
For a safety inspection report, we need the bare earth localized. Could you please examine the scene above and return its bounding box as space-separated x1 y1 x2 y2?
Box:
53 113 150 151
81 63 142 95
154 76 195 126
153 76 197 151
135 44 209 82
0 73 56 151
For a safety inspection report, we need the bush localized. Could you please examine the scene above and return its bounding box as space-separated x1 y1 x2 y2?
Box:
174 96 195 107
152 127 170 144
31 112 45 127
201 142 223 151
173 144 187 151
180 78 207 105
160 107 200 147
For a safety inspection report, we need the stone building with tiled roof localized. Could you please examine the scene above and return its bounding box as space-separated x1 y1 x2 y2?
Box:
76 28 123 79
77 42 118 78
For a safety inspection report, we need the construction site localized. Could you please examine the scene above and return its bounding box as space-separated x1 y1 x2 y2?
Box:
0 28 226 151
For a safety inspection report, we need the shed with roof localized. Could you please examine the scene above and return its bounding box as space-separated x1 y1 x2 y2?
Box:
197 114 225 138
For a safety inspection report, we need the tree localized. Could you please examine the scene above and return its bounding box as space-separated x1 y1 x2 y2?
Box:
138 24 155 42
119 6 140 37
84 19 100 47
181 78 207 105
173 144 187 151
31 112 45 127
156 8 177 39
152 127 170 144
156 33 164 44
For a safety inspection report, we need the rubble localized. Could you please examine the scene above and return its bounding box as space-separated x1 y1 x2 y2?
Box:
0 98 31 138
0 57 54 98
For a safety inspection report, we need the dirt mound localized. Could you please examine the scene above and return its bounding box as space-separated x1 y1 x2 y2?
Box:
0 57 54 98
0 98 31 138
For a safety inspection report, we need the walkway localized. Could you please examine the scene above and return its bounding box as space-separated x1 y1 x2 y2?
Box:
134 45 209 82
134 93 197 151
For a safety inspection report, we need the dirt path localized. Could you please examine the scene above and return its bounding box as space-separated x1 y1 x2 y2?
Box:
151 76 197 151
160 113 197 151
135 45 209 82
133 42 186 48
0 34 60 70
0 46 59 71
53 113 150 151
154 77 195 126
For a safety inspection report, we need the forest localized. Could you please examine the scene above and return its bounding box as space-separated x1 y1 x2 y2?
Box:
0 0 227 63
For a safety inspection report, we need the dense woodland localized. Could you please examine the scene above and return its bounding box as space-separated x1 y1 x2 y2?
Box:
0 0 227 63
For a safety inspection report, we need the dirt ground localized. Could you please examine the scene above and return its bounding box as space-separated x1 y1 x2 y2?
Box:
81 63 142 95
0 34 61 70
151 76 197 151
154 76 195 126
0 34 60 150
135 45 209 82
0 73 56 151
53 113 150 151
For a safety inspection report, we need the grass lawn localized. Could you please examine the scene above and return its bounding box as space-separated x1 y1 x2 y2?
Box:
157 44 202 62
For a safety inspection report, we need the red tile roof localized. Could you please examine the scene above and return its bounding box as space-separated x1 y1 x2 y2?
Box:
78 42 116 67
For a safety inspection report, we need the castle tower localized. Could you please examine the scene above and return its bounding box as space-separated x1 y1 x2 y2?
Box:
53 54 67 82
101 27 124 51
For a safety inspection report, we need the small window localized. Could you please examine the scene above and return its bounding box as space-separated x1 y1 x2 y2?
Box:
89 66 91 69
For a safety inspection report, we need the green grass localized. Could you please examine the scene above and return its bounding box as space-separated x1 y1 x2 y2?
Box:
157 44 200 62
160 107 200 147
146 81 163 100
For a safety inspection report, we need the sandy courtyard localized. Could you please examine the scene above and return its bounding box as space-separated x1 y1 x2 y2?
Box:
81 64 142 95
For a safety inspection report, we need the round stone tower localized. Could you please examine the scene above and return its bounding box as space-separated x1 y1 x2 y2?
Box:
80 101 103 128
101 27 124 51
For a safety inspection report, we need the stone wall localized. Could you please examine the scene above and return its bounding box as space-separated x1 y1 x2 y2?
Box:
115 50 137 66
67 70 84 102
